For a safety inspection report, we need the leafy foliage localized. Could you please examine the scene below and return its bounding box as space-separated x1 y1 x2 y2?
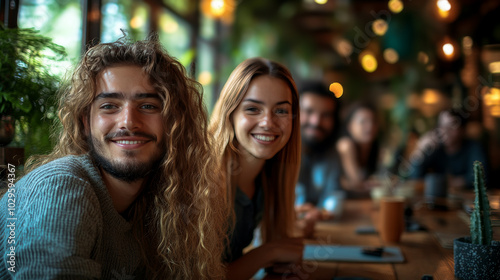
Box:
470 161 493 245
0 24 66 117
0 24 67 157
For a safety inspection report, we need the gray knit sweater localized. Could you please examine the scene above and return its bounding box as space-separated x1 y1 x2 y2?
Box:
0 154 144 279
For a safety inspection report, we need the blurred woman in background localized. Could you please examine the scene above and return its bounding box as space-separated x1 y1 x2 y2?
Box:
336 101 381 196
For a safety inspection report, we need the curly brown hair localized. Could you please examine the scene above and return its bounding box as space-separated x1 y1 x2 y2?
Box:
25 34 226 279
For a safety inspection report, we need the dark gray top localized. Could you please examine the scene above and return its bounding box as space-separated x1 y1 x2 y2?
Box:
0 154 144 279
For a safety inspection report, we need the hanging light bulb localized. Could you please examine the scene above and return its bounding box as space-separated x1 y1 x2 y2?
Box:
201 0 236 24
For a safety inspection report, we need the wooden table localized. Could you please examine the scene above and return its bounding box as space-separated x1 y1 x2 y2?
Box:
264 195 500 280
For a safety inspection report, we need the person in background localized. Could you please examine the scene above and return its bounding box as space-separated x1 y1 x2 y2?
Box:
295 81 342 222
336 101 381 197
409 108 488 190
209 57 303 280
0 34 226 279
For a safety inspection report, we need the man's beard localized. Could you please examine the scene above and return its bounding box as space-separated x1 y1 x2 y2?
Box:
301 125 335 152
88 132 165 183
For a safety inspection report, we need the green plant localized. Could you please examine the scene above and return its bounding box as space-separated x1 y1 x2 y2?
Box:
470 160 493 245
0 24 66 156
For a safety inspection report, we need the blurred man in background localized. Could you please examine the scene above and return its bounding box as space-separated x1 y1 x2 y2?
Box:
296 81 342 224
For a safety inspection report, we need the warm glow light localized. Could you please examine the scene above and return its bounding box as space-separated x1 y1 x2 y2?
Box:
360 52 378 73
418 51 429 64
160 14 179 33
329 82 344 98
130 6 147 29
437 0 451 12
383 48 399 64
443 43 454 56
489 62 500 74
372 19 388 36
315 0 328 4
422 89 440 104
201 0 235 24
490 88 500 103
198 71 212 85
437 0 451 18
491 106 500 117
210 0 225 16
130 16 145 29
335 39 353 57
388 0 404 13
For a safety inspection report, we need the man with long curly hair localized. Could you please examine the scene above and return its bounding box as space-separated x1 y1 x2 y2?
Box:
0 34 226 279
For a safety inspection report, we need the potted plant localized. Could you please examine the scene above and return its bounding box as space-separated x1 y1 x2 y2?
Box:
0 24 66 154
454 161 500 280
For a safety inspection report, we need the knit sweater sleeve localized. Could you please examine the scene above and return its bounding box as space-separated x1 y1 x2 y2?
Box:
1 171 103 279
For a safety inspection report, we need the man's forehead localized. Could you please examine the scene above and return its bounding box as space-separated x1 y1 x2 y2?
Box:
301 93 336 110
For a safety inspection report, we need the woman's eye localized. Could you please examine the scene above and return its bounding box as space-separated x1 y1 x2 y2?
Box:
275 108 289 115
245 107 259 113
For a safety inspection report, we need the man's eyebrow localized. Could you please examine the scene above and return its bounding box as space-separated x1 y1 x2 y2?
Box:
94 92 161 100
95 92 123 100
242 98 292 106
134 93 161 100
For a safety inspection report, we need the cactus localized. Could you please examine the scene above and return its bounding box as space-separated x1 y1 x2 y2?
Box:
470 161 493 245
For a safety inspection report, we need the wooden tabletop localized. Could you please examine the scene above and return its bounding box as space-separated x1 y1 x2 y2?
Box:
263 193 500 280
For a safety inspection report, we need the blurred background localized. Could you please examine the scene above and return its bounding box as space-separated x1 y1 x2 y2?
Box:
1 0 500 185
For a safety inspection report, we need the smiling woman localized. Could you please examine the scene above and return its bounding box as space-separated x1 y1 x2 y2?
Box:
209 57 302 280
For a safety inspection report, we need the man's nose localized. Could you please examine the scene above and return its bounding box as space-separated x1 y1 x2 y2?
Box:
117 105 140 130
308 113 321 126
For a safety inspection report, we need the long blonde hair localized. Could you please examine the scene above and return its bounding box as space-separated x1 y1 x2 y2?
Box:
209 57 301 242
25 34 226 279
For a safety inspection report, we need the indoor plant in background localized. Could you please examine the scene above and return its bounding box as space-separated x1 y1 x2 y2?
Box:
0 24 66 156
454 161 500 280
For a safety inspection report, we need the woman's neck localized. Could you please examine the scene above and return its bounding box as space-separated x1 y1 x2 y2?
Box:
233 152 265 199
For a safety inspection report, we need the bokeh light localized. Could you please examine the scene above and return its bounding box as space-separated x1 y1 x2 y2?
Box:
489 62 500 74
160 14 179 33
439 37 459 60
335 38 353 57
201 0 235 23
198 71 213 85
383 48 399 64
329 82 343 98
372 19 388 36
360 51 378 73
443 43 454 56
418 51 429 64
437 0 451 12
315 0 328 4
422 89 440 104
388 0 404 13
